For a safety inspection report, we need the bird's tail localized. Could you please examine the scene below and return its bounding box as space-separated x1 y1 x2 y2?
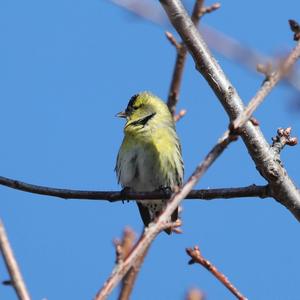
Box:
136 201 178 235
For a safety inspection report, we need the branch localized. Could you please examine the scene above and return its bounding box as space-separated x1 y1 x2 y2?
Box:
160 0 300 221
166 0 201 116
116 228 149 300
114 228 136 265
0 219 31 300
0 176 270 201
117 246 149 300
186 246 247 300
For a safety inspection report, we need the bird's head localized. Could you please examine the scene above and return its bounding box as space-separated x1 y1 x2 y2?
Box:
116 92 173 131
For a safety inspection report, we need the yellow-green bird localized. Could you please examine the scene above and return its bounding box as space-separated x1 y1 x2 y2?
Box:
115 92 184 234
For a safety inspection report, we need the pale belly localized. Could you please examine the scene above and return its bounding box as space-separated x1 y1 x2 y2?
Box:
119 146 163 192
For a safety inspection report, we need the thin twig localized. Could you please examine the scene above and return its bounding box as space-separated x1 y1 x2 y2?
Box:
167 1 221 117
166 38 186 117
116 228 149 300
186 246 247 300
160 0 300 221
167 0 214 116
0 219 31 300
114 228 136 264
174 109 187 122
118 245 150 300
199 3 221 16
230 38 300 131
271 127 298 155
165 31 181 50
94 132 236 300
0 176 270 201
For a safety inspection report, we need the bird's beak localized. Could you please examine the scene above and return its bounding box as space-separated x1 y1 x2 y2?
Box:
116 111 127 118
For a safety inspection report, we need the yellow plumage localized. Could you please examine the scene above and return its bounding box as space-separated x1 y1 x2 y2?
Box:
115 92 184 234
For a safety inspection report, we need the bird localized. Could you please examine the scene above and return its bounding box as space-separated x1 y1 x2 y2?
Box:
115 92 184 234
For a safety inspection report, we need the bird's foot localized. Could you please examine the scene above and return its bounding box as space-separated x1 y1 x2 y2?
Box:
120 187 132 203
159 186 172 197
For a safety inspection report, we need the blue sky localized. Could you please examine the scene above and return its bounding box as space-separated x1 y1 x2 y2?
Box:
1 0 300 299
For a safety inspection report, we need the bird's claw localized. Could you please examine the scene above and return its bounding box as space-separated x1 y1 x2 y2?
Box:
120 187 132 203
159 186 172 196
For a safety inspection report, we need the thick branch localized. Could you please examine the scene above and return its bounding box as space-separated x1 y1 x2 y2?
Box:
0 176 269 201
160 0 300 221
0 219 31 300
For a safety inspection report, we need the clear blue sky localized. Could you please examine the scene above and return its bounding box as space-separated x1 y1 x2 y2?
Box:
1 1 300 299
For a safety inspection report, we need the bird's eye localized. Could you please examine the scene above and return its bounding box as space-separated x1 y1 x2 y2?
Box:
132 105 140 110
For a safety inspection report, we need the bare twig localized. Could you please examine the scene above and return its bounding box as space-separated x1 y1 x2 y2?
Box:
0 219 31 300
271 127 298 155
118 245 149 300
186 246 247 300
117 224 182 300
0 176 270 201
199 2 221 16
230 35 300 131
167 0 218 116
114 228 135 264
160 0 300 221
165 31 181 50
115 228 148 300
166 38 186 116
94 131 236 300
174 109 187 122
